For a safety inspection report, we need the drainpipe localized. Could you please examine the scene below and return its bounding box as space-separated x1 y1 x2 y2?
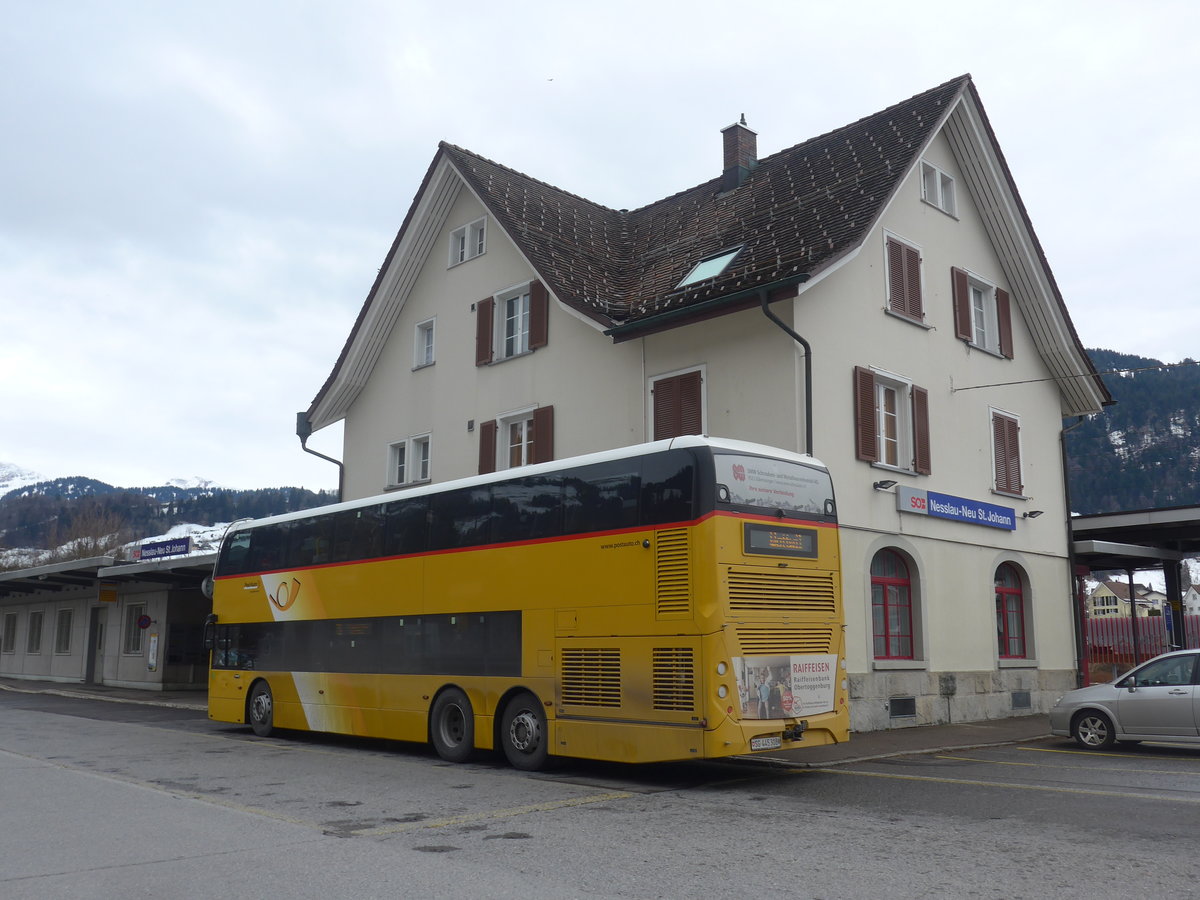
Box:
760 289 813 457
1061 415 1087 686
296 412 344 502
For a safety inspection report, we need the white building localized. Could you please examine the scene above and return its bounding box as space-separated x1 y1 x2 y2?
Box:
302 76 1110 731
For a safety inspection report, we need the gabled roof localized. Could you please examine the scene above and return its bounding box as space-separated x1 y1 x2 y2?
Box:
307 75 1109 430
441 74 967 325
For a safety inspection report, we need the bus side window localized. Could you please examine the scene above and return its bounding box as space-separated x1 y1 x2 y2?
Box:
217 531 253 577
332 505 385 563
563 461 640 535
641 450 696 525
247 522 292 573
492 475 563 544
382 497 430 557
430 487 493 550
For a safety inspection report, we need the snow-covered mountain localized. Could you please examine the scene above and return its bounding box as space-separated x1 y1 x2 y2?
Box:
0 463 45 497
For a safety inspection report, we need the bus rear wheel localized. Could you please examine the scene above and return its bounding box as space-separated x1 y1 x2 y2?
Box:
248 681 274 737
500 691 548 771
430 688 475 763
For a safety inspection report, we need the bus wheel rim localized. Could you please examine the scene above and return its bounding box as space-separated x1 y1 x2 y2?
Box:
508 710 540 752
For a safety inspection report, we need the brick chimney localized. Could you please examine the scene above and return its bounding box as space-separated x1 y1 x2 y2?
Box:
720 115 757 192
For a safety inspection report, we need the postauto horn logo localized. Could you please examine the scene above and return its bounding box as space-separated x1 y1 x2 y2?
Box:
268 577 302 611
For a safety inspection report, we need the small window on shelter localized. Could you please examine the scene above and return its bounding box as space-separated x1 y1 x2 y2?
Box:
677 248 741 288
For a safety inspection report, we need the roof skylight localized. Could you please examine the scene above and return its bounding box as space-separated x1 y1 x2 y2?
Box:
677 247 741 289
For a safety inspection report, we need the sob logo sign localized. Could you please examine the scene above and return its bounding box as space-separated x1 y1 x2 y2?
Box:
732 464 746 482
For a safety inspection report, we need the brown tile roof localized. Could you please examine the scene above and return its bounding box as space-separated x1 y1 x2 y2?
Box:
442 74 970 327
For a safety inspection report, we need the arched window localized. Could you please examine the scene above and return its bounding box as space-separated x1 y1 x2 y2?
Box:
871 549 913 659
995 563 1026 658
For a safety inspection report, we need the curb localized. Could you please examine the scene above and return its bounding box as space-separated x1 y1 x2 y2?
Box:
0 680 206 712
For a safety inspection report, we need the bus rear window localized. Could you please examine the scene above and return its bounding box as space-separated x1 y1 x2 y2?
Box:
713 453 834 519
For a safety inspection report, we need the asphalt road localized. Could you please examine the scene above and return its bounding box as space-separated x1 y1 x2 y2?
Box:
2 691 1199 899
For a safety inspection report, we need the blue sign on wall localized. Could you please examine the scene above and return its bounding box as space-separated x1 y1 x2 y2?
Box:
138 537 193 560
897 487 1016 531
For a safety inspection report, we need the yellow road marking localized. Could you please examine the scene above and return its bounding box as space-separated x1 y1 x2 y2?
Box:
805 766 1200 802
937 752 1200 777
352 792 636 837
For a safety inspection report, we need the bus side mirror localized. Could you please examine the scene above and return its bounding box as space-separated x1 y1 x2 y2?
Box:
202 613 218 652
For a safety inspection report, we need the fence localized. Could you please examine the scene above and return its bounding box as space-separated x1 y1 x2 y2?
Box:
1084 614 1200 684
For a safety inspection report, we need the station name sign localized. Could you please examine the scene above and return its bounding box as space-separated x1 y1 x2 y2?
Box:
136 537 193 560
896 487 1016 531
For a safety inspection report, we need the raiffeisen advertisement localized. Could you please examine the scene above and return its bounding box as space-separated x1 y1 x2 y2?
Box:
714 454 831 516
733 654 837 719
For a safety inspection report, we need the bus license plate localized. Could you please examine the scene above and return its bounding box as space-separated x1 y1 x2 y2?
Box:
750 736 782 751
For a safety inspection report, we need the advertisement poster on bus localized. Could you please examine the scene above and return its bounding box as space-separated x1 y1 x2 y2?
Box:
733 653 837 719
713 454 831 516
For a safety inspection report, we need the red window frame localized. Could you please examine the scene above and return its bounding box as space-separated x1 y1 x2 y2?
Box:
871 549 914 659
995 563 1026 658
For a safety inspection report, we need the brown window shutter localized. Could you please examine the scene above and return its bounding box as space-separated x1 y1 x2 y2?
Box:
912 386 931 475
529 280 549 350
886 239 905 315
952 268 972 341
996 288 1014 359
853 366 878 462
478 420 497 475
903 243 922 319
887 239 922 320
531 405 554 464
992 412 1022 494
652 371 703 440
475 297 494 366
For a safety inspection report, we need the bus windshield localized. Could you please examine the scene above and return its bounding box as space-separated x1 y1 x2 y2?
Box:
712 452 835 519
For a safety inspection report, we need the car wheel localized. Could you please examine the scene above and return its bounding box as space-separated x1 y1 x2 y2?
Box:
430 688 475 763
500 691 549 771
1072 710 1116 750
248 681 274 737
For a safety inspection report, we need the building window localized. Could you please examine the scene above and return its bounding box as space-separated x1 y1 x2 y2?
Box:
449 217 486 266
54 609 73 654
478 407 555 475
991 410 1023 495
871 549 914 659
650 368 705 441
504 413 535 469
677 246 741 289
500 289 531 359
414 319 435 368
920 161 956 216
124 604 146 654
952 268 1013 358
885 236 923 321
475 280 549 365
996 563 1026 658
26 611 43 654
854 366 930 474
389 435 432 487
1 613 16 653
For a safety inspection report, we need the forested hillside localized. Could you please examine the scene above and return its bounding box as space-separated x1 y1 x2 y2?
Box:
1066 350 1200 514
0 480 335 556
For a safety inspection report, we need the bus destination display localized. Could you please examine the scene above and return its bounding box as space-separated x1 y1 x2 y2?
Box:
743 523 817 558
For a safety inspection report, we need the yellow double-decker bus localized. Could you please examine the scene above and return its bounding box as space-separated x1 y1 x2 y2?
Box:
206 436 847 769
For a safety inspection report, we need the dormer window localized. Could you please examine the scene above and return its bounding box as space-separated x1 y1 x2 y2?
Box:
920 161 956 216
449 217 486 266
677 247 741 288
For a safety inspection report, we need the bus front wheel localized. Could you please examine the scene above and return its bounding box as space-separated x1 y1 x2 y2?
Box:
248 681 274 737
500 691 548 771
430 688 475 763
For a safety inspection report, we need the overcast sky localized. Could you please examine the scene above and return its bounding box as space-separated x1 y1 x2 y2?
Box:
2 1 1197 491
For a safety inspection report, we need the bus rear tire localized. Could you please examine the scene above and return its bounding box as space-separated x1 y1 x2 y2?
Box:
248 681 274 737
430 688 475 763
500 691 548 771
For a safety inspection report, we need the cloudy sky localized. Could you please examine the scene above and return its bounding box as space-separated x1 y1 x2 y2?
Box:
2 1 1196 491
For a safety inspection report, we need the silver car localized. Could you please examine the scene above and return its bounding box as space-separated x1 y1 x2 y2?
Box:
1050 649 1200 749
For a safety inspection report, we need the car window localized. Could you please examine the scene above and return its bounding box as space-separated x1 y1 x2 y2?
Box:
1132 655 1198 687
